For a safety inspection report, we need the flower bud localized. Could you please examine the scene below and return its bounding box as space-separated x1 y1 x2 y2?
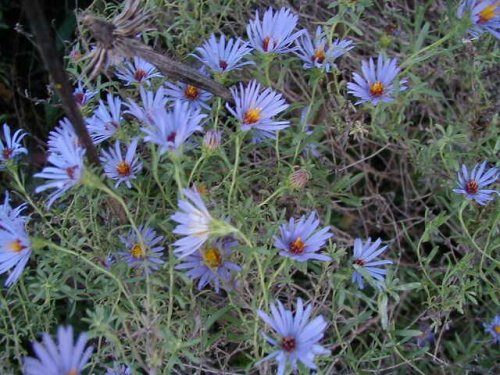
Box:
203 130 222 152
288 169 310 190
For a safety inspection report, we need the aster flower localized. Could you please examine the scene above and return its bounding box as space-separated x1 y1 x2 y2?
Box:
86 93 123 144
106 363 132 375
295 27 354 71
118 225 165 275
0 191 27 226
453 161 498 205
0 206 31 287
226 80 289 140
164 71 213 111
141 101 206 155
483 315 500 344
257 298 329 375
125 85 168 125
171 187 218 258
192 33 254 73
34 128 86 208
0 123 27 168
457 0 500 39
247 7 304 54
115 56 162 85
274 212 332 262
47 118 80 152
175 237 241 293
100 138 142 188
347 54 407 105
23 325 93 375
351 237 392 290
416 325 435 348
73 81 97 107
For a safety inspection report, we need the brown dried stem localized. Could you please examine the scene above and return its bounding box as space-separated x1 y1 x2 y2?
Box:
81 12 233 102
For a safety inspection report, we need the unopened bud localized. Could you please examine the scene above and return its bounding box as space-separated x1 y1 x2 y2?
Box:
288 169 310 189
203 130 222 151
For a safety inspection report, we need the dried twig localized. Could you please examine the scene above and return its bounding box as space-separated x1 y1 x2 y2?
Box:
80 0 233 102
21 0 100 166
22 0 127 223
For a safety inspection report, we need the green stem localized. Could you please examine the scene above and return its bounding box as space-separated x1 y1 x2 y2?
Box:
292 72 321 164
42 240 140 315
227 133 242 209
258 186 287 208
151 147 175 208
188 154 205 185
458 202 498 266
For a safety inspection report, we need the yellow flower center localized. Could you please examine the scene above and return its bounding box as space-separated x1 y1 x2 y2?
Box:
131 244 146 259
184 85 200 100
478 3 498 24
196 183 208 196
66 369 78 375
9 239 25 252
202 247 223 268
289 237 305 255
370 81 385 97
312 47 326 63
495 325 500 334
116 161 131 176
243 108 262 125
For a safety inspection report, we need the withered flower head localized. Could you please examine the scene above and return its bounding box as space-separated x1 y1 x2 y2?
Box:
79 0 153 79
288 169 311 190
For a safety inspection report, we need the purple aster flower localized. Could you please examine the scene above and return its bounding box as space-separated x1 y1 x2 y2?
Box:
226 80 289 140
416 325 435 348
141 100 206 155
247 7 303 54
352 237 392 290
295 27 354 71
23 325 93 375
106 363 132 375
274 212 332 262
347 54 407 106
118 225 165 275
192 33 254 73
483 315 500 344
48 118 80 152
115 56 162 85
125 86 168 125
34 128 85 208
100 138 143 188
257 298 329 375
86 93 123 144
175 237 241 293
0 203 31 287
0 123 27 168
171 187 216 258
458 0 500 39
453 161 498 205
73 81 97 107
0 191 27 226
164 72 213 111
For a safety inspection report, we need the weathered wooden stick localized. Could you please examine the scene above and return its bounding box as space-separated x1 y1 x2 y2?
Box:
22 0 127 223
83 15 234 103
22 0 101 166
